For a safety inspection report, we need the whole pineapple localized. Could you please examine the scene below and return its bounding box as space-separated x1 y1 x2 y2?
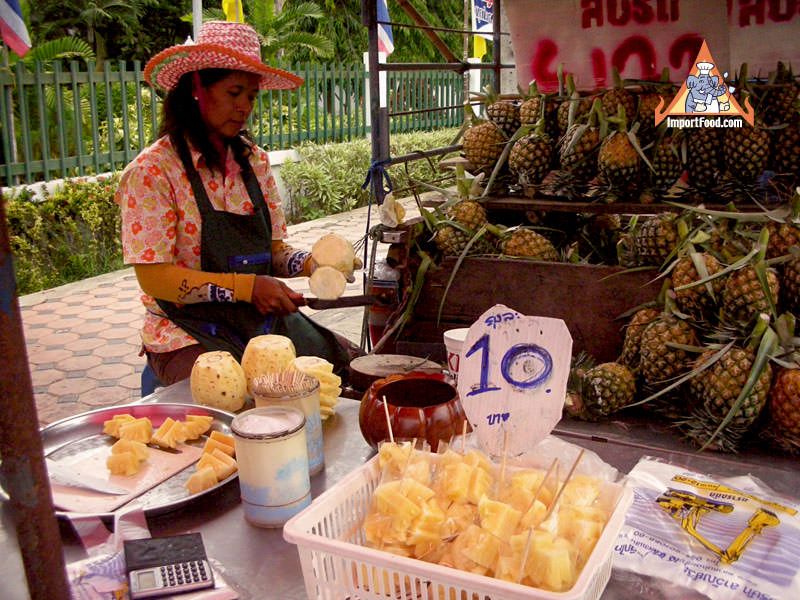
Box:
634 92 663 143
559 123 601 183
672 252 725 321
509 127 554 187
756 61 800 127
725 123 770 185
687 127 724 190
487 99 521 139
462 121 507 175
766 221 800 259
632 213 680 267
434 200 493 256
519 83 560 140
648 134 683 194
597 109 641 195
686 346 772 451
601 67 636 125
765 367 800 453
639 314 698 386
499 228 558 261
557 94 591 134
780 257 800 317
771 118 800 185
618 307 660 368
570 362 637 419
721 265 779 325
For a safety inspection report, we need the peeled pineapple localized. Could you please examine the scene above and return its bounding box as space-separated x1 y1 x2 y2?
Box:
241 335 296 393
290 356 342 419
190 350 247 412
311 233 357 278
309 266 347 300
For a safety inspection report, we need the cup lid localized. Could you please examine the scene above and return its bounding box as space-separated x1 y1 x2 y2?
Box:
231 406 305 440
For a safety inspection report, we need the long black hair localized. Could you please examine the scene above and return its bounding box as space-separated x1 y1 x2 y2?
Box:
159 69 253 173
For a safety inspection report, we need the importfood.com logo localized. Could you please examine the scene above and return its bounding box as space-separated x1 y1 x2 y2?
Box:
655 40 754 128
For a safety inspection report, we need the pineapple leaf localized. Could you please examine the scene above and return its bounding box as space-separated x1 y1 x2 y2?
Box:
667 202 792 223
753 261 778 320
627 130 654 172
437 226 490 325
699 327 777 452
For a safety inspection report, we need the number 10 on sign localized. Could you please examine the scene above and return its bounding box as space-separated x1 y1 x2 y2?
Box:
456 304 572 458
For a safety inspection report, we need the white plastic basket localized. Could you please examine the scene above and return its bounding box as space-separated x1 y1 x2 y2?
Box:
284 455 632 600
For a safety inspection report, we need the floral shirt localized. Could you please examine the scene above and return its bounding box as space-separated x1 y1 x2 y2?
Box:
115 135 289 353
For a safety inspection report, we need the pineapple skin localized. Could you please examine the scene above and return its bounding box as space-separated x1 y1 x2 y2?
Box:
500 229 558 261
558 125 600 183
582 362 637 417
618 307 660 368
598 132 641 193
768 368 800 438
721 266 779 326
632 213 679 267
725 125 769 184
463 122 506 174
638 315 697 385
672 252 725 321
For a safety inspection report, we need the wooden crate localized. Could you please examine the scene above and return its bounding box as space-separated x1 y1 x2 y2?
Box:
393 257 660 363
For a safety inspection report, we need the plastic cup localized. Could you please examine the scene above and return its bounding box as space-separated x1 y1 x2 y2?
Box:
443 328 470 379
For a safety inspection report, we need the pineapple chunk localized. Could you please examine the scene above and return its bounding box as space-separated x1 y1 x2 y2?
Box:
400 478 435 506
197 450 238 480
151 417 178 448
478 495 521 542
378 441 412 471
363 511 394 546
462 449 492 473
404 456 432 486
510 469 554 507
185 414 214 437
184 466 218 495
166 420 188 444
209 430 235 450
519 498 548 530
561 474 602 507
202 437 235 457
111 439 149 462
407 498 446 546
442 502 477 539
102 413 136 437
528 537 576 592
374 480 421 535
455 524 500 570
106 451 140 476
467 466 492 505
495 546 524 583
442 461 473 503
118 417 152 444
559 516 604 567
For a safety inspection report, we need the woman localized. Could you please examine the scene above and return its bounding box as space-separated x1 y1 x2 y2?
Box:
116 21 358 386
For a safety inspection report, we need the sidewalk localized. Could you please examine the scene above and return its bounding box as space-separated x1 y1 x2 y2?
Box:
19 198 421 427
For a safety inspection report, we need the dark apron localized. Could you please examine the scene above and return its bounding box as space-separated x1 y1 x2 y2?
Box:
156 136 348 375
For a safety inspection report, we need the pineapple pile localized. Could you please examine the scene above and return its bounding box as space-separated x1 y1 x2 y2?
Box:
456 62 799 204
360 441 611 594
570 193 800 454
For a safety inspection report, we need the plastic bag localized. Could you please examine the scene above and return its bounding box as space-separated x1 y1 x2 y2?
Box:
613 456 800 600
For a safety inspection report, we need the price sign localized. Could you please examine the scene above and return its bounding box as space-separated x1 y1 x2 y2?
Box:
456 304 572 458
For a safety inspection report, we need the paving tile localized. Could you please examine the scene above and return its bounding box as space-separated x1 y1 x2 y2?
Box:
86 363 134 381
49 317 85 330
28 348 72 365
98 327 136 341
37 398 81 426
48 377 96 396
84 296 118 307
37 331 80 347
64 293 97 305
22 312 59 326
93 342 139 359
59 354 103 372
83 308 115 320
113 300 145 312
31 368 63 387
53 304 87 317
30 300 69 313
104 311 142 325
65 338 106 353
72 321 107 335
117 372 142 391
79 385 133 406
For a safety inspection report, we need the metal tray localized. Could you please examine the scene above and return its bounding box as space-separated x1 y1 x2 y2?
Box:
1 403 237 521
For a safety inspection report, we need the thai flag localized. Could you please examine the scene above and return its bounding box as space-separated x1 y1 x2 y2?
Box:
0 0 31 57
376 0 394 55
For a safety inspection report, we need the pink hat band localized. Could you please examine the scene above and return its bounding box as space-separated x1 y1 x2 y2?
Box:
144 21 303 93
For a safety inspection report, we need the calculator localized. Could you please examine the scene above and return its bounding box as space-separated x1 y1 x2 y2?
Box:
124 533 215 599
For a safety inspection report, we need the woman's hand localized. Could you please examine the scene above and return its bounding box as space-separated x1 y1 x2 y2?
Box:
251 275 306 315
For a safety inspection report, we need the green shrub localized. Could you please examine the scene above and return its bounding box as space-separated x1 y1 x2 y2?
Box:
281 128 459 223
5 175 123 295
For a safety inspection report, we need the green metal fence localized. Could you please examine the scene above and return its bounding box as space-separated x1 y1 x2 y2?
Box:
0 60 466 187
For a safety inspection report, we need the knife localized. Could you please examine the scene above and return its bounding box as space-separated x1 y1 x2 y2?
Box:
305 294 384 310
46 458 130 495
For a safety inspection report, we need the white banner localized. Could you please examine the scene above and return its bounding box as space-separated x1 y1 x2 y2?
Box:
505 0 800 92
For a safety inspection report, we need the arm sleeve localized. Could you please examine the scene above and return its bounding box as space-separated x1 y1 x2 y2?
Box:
271 240 314 277
134 263 257 304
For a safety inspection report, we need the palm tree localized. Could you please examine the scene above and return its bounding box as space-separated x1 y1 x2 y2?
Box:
248 1 334 63
78 0 158 64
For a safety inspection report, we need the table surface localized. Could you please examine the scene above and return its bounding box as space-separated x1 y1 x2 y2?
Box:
2 380 798 600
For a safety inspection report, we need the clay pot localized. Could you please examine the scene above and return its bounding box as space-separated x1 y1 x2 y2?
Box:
359 371 470 451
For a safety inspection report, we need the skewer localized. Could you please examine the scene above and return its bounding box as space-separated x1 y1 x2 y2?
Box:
461 419 468 454
499 430 509 487
516 458 559 584
382 395 394 444
541 449 585 524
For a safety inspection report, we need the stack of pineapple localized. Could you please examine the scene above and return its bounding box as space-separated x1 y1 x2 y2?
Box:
457 62 799 204
360 441 611 594
567 193 800 455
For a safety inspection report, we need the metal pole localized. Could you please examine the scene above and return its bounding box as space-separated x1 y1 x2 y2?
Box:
493 0 502 92
192 0 203 39
2 43 18 185
0 192 70 599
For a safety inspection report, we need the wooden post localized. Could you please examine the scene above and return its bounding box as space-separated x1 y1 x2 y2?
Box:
0 192 70 599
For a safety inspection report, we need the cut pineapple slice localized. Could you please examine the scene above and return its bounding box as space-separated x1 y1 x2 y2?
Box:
202 437 235 457
111 439 149 462
519 498 548 530
528 537 576 592
209 430 235 450
407 498 446 546
210 449 238 478
106 451 140 476
118 417 152 444
400 478 435 506
559 515 604 567
151 417 178 449
102 413 136 437
309 265 346 300
561 474 602 507
184 466 218 495
442 461 473 503
455 524 500 570
478 495 522 542
197 450 237 480
185 414 214 434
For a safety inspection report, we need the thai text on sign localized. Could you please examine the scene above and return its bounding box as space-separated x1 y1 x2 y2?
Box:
505 0 800 92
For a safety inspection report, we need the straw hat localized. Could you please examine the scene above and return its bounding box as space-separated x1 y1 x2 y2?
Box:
144 21 303 93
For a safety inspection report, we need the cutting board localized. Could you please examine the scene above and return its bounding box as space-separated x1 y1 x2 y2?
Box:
51 443 203 514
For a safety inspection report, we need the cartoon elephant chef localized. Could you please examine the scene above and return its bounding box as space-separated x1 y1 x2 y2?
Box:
685 62 732 113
